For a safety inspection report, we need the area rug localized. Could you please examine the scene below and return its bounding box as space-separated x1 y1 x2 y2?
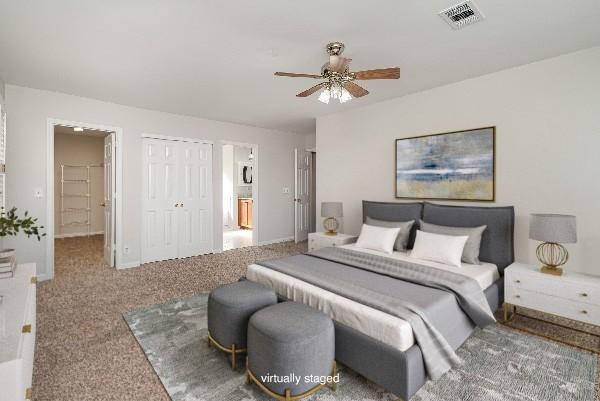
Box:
123 294 597 401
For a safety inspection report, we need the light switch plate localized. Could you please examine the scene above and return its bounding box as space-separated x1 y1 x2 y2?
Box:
282 187 290 194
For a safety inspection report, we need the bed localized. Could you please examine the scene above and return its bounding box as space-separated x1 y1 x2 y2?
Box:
246 201 515 400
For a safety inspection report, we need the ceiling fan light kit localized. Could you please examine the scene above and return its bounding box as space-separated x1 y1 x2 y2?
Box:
274 42 400 104
318 82 352 104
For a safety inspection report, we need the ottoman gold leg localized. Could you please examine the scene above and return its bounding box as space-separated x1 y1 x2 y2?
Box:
284 389 291 401
207 332 247 371
245 357 252 385
331 362 337 392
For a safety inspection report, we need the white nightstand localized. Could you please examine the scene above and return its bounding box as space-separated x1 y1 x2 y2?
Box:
504 262 600 326
308 232 358 252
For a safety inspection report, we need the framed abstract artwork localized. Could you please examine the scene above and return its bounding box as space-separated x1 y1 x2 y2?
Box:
395 126 495 201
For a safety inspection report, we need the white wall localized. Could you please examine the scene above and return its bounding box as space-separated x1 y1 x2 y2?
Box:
54 132 105 236
304 132 316 150
317 47 600 275
5 85 303 279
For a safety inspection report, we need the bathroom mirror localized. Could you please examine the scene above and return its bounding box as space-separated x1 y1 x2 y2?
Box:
238 162 253 186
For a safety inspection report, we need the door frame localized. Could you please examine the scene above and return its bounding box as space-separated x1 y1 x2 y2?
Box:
140 133 215 262
220 140 259 251
46 118 124 280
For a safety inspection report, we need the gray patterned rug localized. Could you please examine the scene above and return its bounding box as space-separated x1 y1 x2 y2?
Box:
123 294 597 401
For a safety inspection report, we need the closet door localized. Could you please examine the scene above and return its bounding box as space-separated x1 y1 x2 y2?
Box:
177 142 213 258
141 138 179 263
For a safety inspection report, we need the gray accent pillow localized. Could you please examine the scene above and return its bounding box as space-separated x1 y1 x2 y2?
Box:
365 217 415 251
420 220 487 264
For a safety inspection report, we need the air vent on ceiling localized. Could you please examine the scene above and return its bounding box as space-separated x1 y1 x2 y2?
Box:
439 0 485 29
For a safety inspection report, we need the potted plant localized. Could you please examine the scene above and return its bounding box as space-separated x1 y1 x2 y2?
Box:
0 207 46 258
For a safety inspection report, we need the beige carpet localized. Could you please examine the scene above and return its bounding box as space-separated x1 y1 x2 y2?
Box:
35 235 599 400
34 236 307 401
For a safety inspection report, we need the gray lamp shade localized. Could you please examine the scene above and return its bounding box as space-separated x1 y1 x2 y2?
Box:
529 214 577 243
321 202 343 218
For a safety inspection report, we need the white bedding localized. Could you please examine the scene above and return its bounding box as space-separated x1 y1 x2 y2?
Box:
246 244 499 352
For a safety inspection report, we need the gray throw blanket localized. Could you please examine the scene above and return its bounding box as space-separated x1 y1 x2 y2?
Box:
257 246 496 380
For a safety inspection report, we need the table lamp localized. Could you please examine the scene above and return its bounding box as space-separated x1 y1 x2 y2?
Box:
321 202 343 236
529 213 577 276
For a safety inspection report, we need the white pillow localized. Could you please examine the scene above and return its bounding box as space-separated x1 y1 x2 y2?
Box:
410 230 469 268
355 224 401 254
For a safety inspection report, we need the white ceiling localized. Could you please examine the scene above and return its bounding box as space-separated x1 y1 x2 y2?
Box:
1 1 599 134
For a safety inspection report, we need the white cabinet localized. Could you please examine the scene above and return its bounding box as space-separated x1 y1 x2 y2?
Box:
308 232 357 252
0 263 36 401
504 262 600 325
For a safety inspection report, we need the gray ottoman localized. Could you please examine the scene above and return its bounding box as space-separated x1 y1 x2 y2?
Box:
208 281 277 369
246 302 336 401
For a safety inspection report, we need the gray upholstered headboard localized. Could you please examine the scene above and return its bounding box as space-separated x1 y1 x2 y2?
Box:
362 201 423 248
362 201 515 273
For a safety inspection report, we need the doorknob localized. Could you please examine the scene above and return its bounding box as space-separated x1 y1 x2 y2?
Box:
174 203 179 208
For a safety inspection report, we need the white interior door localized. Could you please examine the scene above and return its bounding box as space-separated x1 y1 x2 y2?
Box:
177 142 213 258
141 138 179 263
103 133 115 267
294 148 311 242
142 138 213 263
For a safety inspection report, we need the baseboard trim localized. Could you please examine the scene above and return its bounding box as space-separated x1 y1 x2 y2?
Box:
117 260 141 270
258 236 294 246
54 231 104 239
37 273 52 282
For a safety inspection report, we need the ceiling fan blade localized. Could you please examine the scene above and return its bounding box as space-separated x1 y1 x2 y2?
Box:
342 81 369 98
353 67 400 80
328 56 352 73
296 83 327 97
275 72 322 78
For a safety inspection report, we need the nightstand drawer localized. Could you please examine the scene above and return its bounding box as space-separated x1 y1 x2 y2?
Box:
308 233 357 252
506 271 600 305
506 287 600 325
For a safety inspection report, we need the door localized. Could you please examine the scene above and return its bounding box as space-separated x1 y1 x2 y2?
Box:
141 138 180 263
177 142 213 258
103 133 116 267
294 149 311 242
141 138 213 263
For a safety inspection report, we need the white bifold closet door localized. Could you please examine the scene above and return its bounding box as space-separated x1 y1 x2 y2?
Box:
142 138 213 263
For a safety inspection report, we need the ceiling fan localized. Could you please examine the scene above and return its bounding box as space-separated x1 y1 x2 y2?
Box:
274 42 400 104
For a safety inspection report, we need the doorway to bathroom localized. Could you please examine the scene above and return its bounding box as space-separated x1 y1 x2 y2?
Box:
222 142 257 250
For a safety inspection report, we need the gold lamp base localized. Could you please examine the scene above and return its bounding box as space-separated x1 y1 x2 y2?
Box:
536 242 568 277
323 217 339 236
540 265 563 276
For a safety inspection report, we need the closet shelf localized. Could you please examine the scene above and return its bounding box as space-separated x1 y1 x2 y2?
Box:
61 221 90 227
60 164 96 237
